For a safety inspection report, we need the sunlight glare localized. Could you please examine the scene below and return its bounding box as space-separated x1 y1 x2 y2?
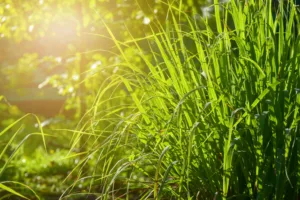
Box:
91 61 102 69
143 17 151 25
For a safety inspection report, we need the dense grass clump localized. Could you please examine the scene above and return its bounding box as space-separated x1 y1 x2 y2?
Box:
2 0 295 199
3 0 300 199
71 0 300 199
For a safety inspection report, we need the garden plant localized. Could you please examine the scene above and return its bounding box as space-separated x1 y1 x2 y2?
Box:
1 0 300 199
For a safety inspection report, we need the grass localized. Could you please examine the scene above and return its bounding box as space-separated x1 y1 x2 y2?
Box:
77 0 300 199
2 0 300 199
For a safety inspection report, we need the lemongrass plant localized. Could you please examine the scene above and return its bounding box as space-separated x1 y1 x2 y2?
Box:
67 0 300 199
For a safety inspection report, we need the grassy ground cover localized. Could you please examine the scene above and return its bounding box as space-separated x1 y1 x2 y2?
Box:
1 0 300 199
84 0 300 199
